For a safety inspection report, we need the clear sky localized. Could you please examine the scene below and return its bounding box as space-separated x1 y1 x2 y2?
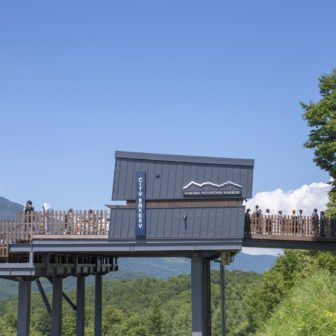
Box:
1 1 334 210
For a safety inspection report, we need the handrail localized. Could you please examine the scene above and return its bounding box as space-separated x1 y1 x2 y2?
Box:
247 214 336 239
0 210 110 257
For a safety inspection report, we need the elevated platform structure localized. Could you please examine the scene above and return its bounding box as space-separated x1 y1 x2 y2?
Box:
1 151 334 335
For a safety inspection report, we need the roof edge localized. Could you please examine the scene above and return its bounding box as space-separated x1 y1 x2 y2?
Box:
115 151 254 166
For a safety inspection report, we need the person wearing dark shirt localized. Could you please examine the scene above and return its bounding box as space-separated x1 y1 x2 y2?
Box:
23 200 34 232
320 211 326 237
311 209 319 236
245 208 251 234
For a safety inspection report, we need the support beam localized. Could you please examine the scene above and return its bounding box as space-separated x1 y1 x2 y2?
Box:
48 278 76 311
95 273 102 336
191 254 211 336
17 280 31 336
35 279 51 315
51 277 62 336
76 276 85 336
220 264 226 336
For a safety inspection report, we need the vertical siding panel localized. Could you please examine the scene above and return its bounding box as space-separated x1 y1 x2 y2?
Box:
187 207 195 238
156 207 164 238
146 161 156 199
174 163 184 200
217 208 223 237
178 208 184 238
160 162 170 199
162 208 167 238
171 209 179 238
112 160 121 200
240 167 248 199
152 163 163 199
188 163 197 187
119 210 126 239
118 160 128 200
219 164 226 185
208 207 216 238
168 162 177 199
125 160 135 201
193 208 202 238
131 160 143 200
200 208 207 238
114 210 122 239
204 165 212 183
222 208 229 236
149 208 156 238
127 209 133 239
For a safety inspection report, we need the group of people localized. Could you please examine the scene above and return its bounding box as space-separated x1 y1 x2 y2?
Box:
245 205 336 237
23 201 102 234
24 200 73 234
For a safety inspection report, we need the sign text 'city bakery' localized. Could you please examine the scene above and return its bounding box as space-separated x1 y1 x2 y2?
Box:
135 171 146 236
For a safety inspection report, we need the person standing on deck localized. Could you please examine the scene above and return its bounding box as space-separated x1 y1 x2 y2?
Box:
23 200 34 233
320 211 326 237
252 205 262 234
42 203 54 234
291 209 297 235
265 209 272 234
245 209 251 234
312 209 319 236
278 210 284 234
298 209 304 235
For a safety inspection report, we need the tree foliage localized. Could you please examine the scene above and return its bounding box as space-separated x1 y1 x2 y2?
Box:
301 68 336 212
0 270 260 336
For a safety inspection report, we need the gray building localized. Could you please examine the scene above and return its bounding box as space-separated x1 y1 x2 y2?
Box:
109 151 254 250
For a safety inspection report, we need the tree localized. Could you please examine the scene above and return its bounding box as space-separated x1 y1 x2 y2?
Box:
146 296 166 336
301 68 336 213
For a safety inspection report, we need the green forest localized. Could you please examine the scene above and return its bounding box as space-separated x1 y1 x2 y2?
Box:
1 251 336 335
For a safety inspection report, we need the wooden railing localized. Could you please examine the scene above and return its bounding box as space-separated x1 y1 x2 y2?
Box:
0 210 109 258
247 214 336 240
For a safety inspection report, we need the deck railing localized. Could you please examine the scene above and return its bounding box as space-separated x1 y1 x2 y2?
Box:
247 214 336 240
0 210 109 257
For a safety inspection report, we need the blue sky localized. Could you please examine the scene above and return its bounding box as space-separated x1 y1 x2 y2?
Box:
1 1 334 210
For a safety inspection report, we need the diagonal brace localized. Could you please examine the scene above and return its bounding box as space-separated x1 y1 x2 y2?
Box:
48 278 77 311
35 279 51 315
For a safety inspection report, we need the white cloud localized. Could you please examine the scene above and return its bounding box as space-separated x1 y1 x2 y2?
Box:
242 181 331 256
245 182 331 216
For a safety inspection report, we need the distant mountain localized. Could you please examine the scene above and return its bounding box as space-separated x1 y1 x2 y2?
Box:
227 253 277 273
118 253 277 280
0 196 23 219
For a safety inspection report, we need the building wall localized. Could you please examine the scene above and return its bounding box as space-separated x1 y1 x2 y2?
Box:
108 206 245 241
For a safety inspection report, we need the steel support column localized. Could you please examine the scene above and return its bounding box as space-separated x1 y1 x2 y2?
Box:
220 263 226 336
191 254 211 336
76 275 85 336
17 280 31 336
95 273 102 336
51 277 63 336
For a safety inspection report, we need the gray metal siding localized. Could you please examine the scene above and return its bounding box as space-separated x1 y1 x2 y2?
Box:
108 206 245 241
112 158 253 200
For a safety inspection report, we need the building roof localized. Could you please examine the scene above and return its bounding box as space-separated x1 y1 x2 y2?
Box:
112 151 254 200
115 151 254 167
